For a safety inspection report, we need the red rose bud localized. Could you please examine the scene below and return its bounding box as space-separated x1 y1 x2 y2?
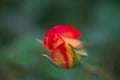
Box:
42 25 87 69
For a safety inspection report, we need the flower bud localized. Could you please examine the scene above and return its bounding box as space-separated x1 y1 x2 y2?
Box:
42 25 87 69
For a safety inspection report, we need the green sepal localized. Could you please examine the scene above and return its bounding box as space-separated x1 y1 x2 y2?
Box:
36 38 49 55
69 44 87 68
69 44 87 57
74 48 87 56
72 52 81 68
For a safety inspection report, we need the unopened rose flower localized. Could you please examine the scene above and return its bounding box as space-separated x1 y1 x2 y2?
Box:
39 25 87 69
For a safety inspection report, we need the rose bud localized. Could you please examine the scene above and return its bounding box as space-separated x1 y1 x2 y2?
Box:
39 25 87 69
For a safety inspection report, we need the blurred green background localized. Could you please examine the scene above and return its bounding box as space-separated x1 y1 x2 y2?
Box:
0 0 120 80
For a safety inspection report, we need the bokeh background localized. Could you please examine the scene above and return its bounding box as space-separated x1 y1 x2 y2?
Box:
0 0 120 80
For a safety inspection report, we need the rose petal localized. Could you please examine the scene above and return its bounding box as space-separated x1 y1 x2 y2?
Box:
51 43 70 69
54 25 81 38
44 31 64 52
62 36 81 47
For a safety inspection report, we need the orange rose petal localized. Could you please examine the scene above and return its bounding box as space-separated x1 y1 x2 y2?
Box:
51 43 70 69
62 37 81 47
